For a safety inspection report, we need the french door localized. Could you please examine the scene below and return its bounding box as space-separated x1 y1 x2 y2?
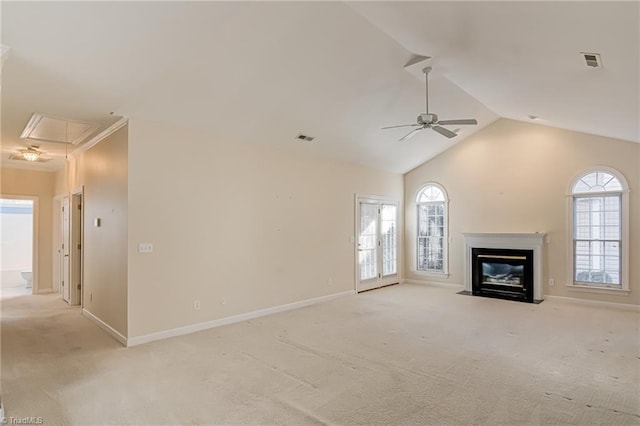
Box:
356 197 399 292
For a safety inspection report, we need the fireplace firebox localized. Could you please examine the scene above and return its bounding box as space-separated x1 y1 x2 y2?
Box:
472 248 534 303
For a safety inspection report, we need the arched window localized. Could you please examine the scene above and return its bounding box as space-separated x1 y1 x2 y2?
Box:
571 170 627 290
416 183 448 273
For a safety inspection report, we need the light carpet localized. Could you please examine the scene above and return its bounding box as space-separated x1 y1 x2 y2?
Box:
1 284 639 425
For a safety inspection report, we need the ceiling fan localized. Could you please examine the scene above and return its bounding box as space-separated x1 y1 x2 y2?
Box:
2 144 53 162
382 67 478 141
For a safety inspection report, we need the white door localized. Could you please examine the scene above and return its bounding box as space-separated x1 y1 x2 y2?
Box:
61 197 70 303
357 198 398 292
70 193 82 306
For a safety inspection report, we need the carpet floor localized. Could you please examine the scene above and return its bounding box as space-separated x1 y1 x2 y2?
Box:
1 284 639 425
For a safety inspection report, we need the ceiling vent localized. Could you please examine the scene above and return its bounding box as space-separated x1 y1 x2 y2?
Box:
581 52 602 68
20 113 99 145
296 133 315 142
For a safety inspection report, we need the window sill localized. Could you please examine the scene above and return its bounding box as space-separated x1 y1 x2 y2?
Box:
566 283 630 296
410 270 450 278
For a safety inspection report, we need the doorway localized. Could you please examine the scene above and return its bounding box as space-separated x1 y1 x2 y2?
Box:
356 196 399 292
0 197 36 298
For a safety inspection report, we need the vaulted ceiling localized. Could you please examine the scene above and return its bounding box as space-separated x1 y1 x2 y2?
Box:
2 1 638 174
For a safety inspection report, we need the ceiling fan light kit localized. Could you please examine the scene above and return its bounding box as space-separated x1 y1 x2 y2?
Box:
22 147 41 161
382 66 478 141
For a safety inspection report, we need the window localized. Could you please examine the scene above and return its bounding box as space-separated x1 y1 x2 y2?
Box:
571 170 627 290
416 184 448 273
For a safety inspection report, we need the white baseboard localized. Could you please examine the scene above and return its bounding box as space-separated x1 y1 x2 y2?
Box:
82 309 128 346
127 290 356 347
403 279 464 289
37 288 55 294
544 295 640 312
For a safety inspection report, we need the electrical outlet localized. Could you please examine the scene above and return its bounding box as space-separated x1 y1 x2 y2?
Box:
328 277 333 286
90 293 93 302
138 243 154 254
193 300 201 310
221 297 227 305
548 278 555 287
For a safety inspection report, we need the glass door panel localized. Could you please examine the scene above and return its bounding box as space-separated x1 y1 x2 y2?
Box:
358 202 378 281
356 198 399 292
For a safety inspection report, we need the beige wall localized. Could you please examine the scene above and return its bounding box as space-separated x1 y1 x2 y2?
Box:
127 119 404 338
54 126 129 336
1 167 55 293
404 118 640 305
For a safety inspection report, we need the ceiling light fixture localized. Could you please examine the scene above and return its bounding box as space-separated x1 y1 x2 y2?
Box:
528 115 540 120
22 147 41 162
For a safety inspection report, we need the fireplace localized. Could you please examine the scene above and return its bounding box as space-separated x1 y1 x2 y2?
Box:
462 233 545 303
472 248 533 303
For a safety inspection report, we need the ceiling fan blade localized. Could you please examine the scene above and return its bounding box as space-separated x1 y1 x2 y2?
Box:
381 124 420 130
436 119 478 126
432 126 457 138
399 127 424 141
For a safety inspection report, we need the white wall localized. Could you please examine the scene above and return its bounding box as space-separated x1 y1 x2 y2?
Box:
1 209 32 271
404 118 639 305
0 206 33 287
127 119 404 338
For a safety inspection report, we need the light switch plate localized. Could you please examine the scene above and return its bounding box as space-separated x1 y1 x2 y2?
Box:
138 243 154 254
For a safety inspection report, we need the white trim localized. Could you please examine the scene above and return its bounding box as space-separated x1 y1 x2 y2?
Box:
565 283 631 295
545 295 639 312
409 270 451 278
403 278 463 289
566 167 630 293
37 288 55 295
567 165 630 195
413 181 447 203
71 117 128 157
82 309 128 346
127 290 355 347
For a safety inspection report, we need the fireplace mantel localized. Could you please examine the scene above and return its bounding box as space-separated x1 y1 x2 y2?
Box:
462 233 546 302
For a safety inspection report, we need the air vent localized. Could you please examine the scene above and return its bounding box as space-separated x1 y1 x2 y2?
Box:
9 153 51 163
20 113 99 145
296 134 315 142
581 52 602 68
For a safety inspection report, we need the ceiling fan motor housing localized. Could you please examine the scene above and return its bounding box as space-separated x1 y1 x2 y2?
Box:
418 113 438 125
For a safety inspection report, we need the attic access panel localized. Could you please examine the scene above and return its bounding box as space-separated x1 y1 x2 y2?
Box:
20 113 99 145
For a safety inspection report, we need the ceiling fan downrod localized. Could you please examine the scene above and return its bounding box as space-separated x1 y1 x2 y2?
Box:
424 66 431 114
